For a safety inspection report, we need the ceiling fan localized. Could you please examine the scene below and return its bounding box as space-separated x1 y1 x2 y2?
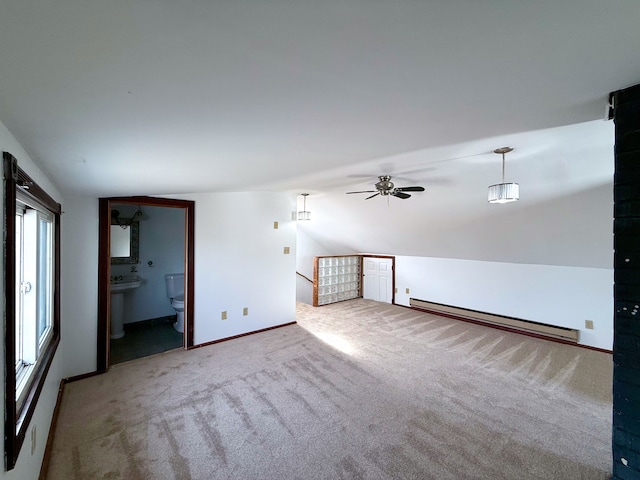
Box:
346 175 425 200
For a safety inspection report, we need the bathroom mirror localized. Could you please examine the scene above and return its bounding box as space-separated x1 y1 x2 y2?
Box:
110 220 139 264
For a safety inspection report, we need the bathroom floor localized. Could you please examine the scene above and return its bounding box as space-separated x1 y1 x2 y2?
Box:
110 316 183 365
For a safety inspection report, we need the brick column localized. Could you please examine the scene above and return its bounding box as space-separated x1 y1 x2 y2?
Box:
613 83 640 480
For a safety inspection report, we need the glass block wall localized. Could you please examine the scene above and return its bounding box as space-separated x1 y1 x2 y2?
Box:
313 255 362 306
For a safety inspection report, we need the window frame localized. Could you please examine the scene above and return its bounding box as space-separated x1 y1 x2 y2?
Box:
3 152 61 470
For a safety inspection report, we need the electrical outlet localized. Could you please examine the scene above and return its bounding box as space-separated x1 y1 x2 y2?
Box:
221 311 227 320
243 307 248 316
395 287 398 293
273 221 278 229
283 247 290 254
406 288 410 294
31 425 36 455
585 320 594 330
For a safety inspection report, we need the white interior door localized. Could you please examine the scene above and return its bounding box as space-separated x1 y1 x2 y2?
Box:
363 257 393 304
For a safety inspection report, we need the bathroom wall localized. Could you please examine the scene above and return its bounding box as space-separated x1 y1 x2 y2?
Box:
111 205 185 324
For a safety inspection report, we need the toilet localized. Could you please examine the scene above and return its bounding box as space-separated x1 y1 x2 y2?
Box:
165 273 185 333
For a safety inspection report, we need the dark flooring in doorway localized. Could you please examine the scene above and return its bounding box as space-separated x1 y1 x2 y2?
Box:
110 316 183 365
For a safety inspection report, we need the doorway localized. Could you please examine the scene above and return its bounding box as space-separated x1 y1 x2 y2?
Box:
97 196 195 372
362 255 395 304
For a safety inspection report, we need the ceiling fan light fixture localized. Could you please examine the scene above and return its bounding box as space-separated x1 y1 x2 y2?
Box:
488 147 519 204
297 193 311 221
346 175 424 201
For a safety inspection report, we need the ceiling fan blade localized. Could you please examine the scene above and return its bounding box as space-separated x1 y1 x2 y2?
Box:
392 191 411 199
365 193 381 200
346 190 377 194
396 186 425 192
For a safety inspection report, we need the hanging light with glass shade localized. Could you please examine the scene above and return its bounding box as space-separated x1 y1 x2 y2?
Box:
298 193 311 220
111 205 146 229
488 147 519 204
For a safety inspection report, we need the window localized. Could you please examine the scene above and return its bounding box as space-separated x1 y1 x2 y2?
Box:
3 152 60 470
15 195 55 405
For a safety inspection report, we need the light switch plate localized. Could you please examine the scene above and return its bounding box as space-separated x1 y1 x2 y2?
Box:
221 311 227 320
274 221 278 229
284 247 290 254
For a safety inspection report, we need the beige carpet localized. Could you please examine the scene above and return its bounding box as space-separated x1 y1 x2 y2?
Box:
47 299 613 479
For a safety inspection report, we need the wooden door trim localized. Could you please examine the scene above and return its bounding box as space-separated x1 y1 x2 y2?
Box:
97 196 195 372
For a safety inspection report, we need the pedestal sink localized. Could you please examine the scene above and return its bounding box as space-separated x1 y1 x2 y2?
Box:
110 275 142 339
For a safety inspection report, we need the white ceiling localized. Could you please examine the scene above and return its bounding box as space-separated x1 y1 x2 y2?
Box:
1 1 639 199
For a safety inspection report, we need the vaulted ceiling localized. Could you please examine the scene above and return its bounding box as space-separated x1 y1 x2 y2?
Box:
1 1 638 203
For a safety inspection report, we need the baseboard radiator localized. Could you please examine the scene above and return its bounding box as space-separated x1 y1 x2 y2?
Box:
410 298 580 343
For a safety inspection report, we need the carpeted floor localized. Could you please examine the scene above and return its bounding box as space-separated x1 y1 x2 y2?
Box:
47 299 613 479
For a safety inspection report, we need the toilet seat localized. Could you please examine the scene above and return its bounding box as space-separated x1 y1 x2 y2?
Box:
172 294 185 310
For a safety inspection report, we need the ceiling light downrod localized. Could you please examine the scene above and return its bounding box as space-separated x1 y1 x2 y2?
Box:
488 147 519 204
298 193 311 221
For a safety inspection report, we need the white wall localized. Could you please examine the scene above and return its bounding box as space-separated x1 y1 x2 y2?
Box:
61 191 297 378
302 182 613 270
405 183 614 269
166 192 297 345
111 205 185 324
60 197 99 377
393 256 613 350
0 120 64 479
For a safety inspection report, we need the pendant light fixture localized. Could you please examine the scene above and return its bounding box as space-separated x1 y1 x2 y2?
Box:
111 205 146 229
298 193 311 220
488 147 519 204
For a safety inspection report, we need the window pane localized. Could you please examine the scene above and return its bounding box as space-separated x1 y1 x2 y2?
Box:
15 213 23 369
37 215 52 339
